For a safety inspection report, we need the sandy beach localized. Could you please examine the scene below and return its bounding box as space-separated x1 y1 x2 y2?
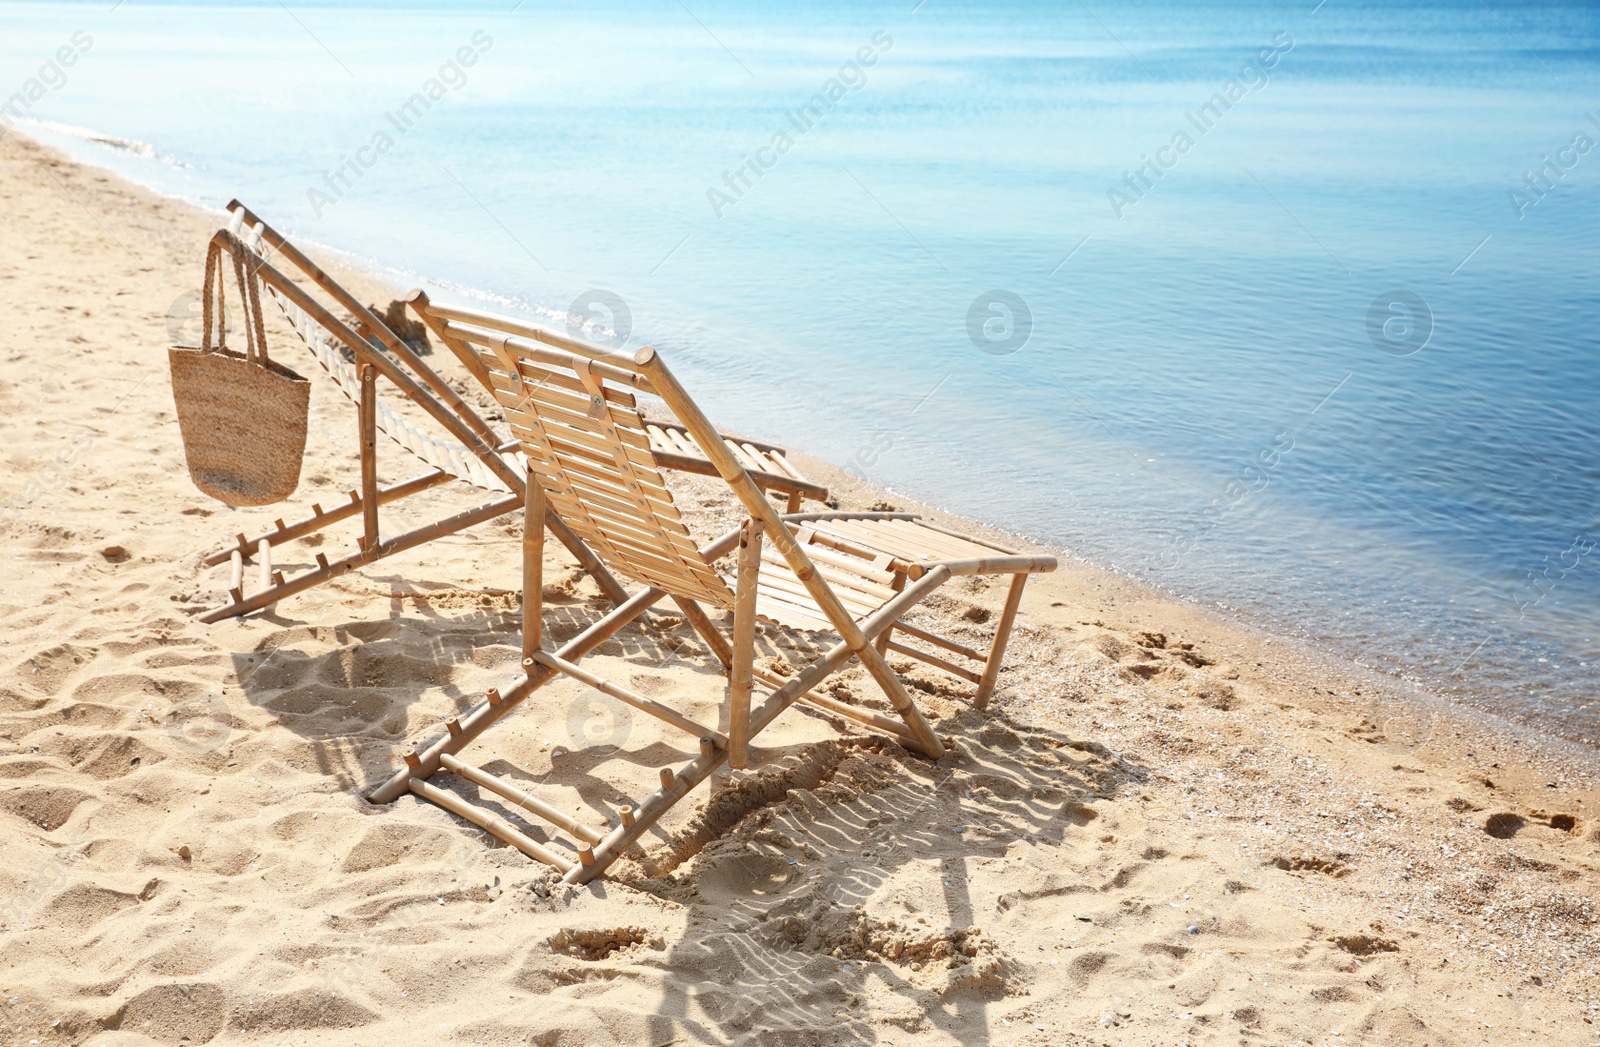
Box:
2 128 1598 1046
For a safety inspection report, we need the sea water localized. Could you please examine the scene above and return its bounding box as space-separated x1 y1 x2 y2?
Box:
2 0 1596 741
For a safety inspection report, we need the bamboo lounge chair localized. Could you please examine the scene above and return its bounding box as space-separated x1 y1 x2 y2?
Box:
369 299 1057 883
191 203 827 622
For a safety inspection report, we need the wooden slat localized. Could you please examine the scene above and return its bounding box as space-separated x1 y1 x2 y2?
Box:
876 519 986 557
765 452 804 481
515 364 641 413
905 518 1024 556
558 524 730 604
658 426 702 459
811 520 936 562
558 495 695 549
526 452 673 505
793 542 897 586
758 558 887 613
487 367 636 412
523 415 650 460
556 513 718 582
547 480 690 534
494 365 644 422
540 429 661 473
726 442 763 473
759 573 875 619
737 442 778 472
505 400 651 451
550 497 706 564
754 593 837 632
641 415 790 457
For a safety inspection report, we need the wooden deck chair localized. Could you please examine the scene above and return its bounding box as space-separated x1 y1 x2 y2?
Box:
191 203 827 623
368 299 1056 883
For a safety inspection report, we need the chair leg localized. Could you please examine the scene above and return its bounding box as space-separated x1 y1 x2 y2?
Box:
358 364 380 554
522 472 544 665
854 609 948 759
874 571 905 655
728 518 762 769
974 573 1028 710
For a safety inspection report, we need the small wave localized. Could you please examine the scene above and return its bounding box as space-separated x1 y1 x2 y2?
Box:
10 118 194 169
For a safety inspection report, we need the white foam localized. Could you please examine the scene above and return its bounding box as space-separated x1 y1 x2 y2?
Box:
10 117 192 169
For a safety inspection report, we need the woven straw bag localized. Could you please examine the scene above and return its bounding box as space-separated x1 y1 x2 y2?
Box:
169 243 310 506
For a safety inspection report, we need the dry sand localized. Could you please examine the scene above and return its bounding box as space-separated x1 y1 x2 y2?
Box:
1 128 1598 1046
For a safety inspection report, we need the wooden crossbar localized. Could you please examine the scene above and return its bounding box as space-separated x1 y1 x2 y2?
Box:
533 651 726 745
438 754 604 845
199 492 521 623
409 778 574 872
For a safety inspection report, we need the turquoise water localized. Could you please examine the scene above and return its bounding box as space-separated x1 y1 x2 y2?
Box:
4 1 1597 741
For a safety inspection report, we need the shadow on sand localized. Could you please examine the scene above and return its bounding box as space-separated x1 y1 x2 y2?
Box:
227 574 1140 1045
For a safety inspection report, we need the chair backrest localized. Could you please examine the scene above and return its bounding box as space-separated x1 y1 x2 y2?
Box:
222 202 515 493
415 300 737 609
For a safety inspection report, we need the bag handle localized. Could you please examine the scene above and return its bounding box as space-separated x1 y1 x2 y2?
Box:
200 241 227 353
237 251 271 367
198 240 272 367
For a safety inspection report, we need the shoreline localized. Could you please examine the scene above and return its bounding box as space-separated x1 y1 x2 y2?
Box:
24 120 1584 758
4 127 1599 1044
15 121 1593 756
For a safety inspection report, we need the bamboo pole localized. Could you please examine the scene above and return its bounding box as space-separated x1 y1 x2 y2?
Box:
228 550 243 604
891 619 986 662
975 573 1029 709
644 416 794 458
885 640 984 684
533 651 725 744
748 565 952 741
564 748 727 885
408 778 574 872
792 689 918 746
358 364 379 553
909 554 1057 580
200 493 520 623
523 471 543 664
438 753 603 845
402 289 496 395
202 466 457 566
874 571 905 655
646 448 828 503
256 539 273 598
637 349 944 759
747 666 917 745
728 518 762 770
367 585 668 804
